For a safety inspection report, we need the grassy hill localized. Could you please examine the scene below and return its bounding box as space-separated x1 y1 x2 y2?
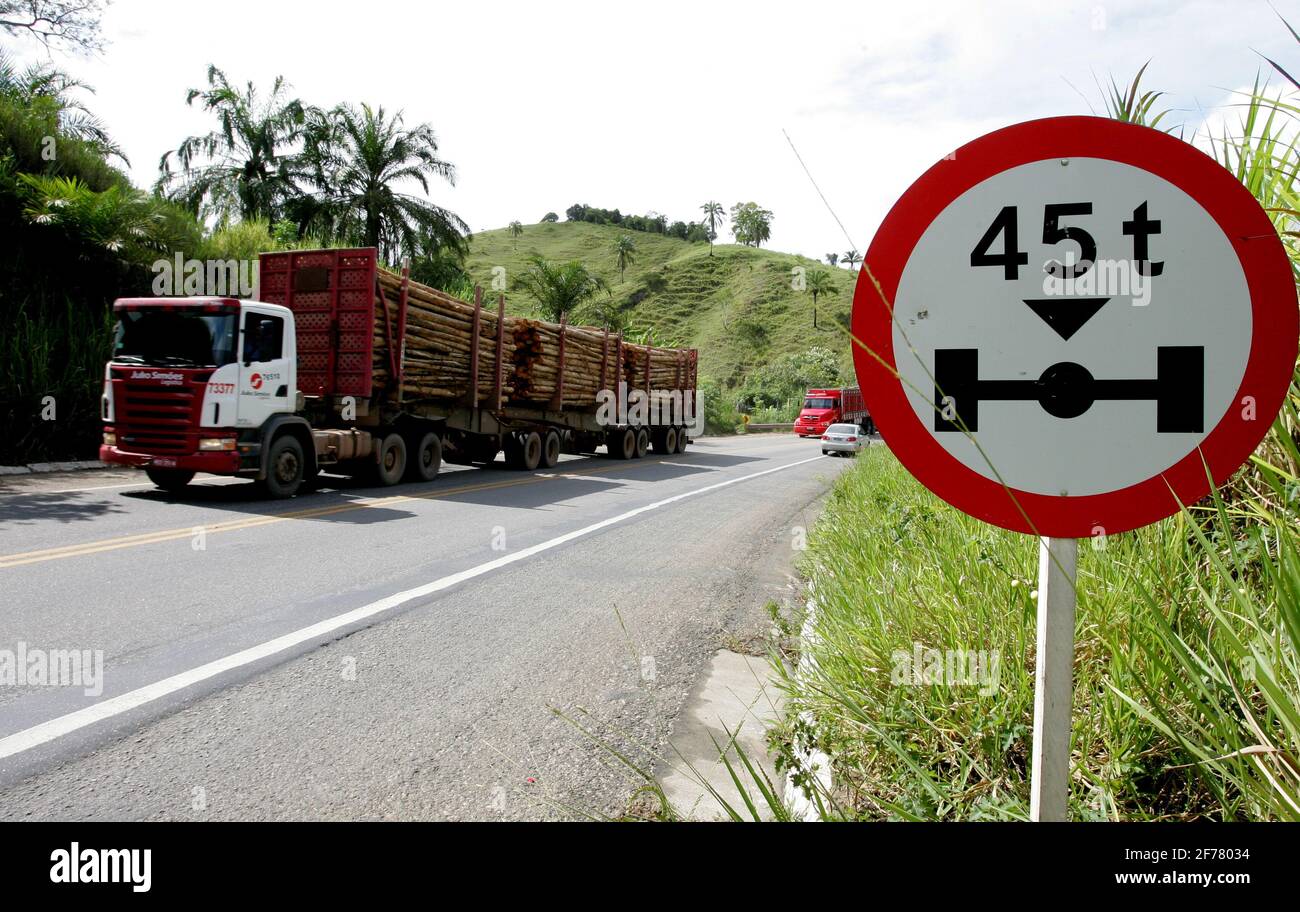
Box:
463 221 857 391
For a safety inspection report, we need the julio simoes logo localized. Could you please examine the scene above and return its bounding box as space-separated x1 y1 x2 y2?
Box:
49 843 151 893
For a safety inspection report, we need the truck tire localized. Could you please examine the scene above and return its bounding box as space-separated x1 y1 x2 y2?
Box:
607 428 636 460
634 428 649 458
259 435 305 498
375 432 407 486
517 431 543 470
407 431 442 482
655 427 678 455
541 430 561 469
145 468 195 493
676 427 690 453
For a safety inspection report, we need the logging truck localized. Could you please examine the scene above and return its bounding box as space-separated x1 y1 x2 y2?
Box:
794 386 869 437
99 248 698 498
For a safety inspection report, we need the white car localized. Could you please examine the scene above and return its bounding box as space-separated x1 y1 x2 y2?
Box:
821 423 868 457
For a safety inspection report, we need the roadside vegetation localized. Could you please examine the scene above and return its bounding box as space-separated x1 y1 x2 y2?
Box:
776 447 1298 820
466 221 858 433
1 13 471 463
773 52 1300 821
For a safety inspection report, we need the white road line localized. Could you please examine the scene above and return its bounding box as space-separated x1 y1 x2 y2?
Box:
0 454 826 761
0 480 153 498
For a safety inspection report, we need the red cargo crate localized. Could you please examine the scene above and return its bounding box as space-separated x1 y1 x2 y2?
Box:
258 248 377 398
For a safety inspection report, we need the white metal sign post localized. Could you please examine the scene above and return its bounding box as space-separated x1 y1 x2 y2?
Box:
851 116 1298 821
1029 537 1077 821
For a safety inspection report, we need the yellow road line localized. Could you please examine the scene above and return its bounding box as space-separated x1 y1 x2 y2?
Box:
0 458 668 569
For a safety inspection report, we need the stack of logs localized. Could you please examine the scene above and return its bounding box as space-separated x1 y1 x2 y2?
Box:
369 268 695 412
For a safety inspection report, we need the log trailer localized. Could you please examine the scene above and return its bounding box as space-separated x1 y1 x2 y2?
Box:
100 248 698 498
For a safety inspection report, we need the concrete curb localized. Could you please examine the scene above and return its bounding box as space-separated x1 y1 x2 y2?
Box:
784 593 834 822
0 460 111 476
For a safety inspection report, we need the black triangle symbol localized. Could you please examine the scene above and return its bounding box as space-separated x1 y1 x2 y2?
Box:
1022 297 1110 340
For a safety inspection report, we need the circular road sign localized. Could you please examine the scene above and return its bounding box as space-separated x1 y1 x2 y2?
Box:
851 115 1298 537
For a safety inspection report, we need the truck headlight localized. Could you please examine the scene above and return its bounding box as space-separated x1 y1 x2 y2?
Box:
199 437 236 451
102 432 116 446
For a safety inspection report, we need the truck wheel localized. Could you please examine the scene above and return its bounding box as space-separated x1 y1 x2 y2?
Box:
634 428 649 458
145 468 195 493
541 430 561 469
607 428 635 460
407 431 442 482
655 427 678 455
518 431 542 470
260 435 305 498
675 427 690 453
375 433 407 486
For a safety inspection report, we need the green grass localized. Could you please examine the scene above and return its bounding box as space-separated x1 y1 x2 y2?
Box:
760 58 1300 824
465 221 857 388
772 447 1299 821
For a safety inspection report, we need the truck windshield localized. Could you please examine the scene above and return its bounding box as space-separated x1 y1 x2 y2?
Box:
113 310 237 367
803 398 836 409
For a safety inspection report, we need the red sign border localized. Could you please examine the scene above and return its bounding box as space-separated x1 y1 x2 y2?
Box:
852 115 1298 537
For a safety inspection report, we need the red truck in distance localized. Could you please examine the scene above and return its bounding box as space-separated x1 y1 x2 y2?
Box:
795 386 870 437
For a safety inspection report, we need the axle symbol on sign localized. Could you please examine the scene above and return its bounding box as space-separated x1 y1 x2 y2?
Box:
933 346 1204 433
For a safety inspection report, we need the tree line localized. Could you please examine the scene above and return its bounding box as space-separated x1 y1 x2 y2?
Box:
561 199 775 250
564 203 712 243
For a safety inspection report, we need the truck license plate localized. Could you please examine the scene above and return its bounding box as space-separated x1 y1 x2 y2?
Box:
151 457 177 468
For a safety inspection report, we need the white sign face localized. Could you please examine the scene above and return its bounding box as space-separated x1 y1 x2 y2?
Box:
891 157 1251 497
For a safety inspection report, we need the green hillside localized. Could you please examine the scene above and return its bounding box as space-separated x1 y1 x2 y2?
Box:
463 221 857 391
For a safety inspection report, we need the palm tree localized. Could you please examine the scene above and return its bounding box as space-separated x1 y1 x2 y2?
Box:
514 255 609 321
701 201 725 255
0 51 125 163
157 66 309 223
305 102 467 263
824 253 839 267
842 249 861 271
19 173 201 265
612 234 637 281
806 268 835 329
508 220 523 248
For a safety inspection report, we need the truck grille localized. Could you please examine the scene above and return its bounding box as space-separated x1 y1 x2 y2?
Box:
111 374 207 453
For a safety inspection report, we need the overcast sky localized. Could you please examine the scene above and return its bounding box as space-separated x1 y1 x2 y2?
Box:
10 0 1299 259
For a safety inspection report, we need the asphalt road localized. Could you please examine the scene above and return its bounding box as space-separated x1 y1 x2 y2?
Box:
0 434 848 820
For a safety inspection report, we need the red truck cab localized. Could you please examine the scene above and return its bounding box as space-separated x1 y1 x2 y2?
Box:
100 295 302 493
795 386 870 437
